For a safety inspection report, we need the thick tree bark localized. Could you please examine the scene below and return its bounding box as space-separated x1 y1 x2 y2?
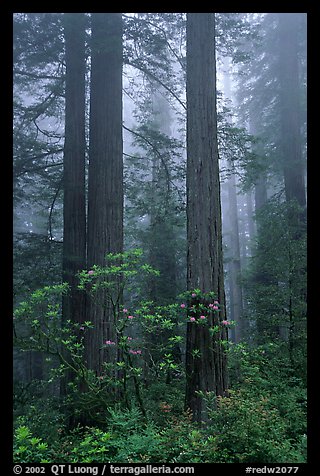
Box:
62 13 87 367
86 13 123 374
61 13 87 400
185 13 228 423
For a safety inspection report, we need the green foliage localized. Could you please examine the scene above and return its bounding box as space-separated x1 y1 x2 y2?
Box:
66 428 113 463
206 390 305 463
13 341 307 463
242 197 307 379
14 425 51 463
223 341 307 462
14 387 64 446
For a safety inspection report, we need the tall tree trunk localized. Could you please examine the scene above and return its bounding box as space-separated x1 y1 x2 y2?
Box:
222 58 244 343
148 86 177 305
277 13 307 353
278 13 306 220
248 119 268 218
227 172 244 342
246 191 255 250
86 13 123 374
185 13 228 423
62 13 87 393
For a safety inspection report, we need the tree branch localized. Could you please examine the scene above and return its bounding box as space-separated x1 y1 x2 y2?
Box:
126 60 186 110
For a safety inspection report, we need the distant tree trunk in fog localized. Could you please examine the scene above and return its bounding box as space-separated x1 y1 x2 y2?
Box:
246 191 255 250
254 175 268 217
278 13 306 225
248 119 268 218
185 13 228 423
227 172 244 342
62 13 87 396
86 13 123 374
148 87 177 304
277 14 306 353
248 117 273 340
222 57 244 343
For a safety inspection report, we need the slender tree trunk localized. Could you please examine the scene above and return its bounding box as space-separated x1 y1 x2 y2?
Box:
148 87 177 305
227 172 244 342
248 119 268 219
62 13 87 394
254 175 268 217
86 13 123 374
246 191 255 250
222 58 244 342
185 13 228 423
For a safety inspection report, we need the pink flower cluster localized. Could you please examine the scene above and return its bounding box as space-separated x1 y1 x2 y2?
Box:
129 349 142 355
88 270 94 275
221 320 231 326
160 402 172 413
105 340 116 345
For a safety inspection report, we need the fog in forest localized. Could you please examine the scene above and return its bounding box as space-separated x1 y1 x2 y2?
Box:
13 13 307 466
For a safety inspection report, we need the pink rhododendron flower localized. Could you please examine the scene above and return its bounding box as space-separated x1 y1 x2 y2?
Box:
128 315 134 319
200 315 206 320
213 305 219 310
209 303 214 308
189 317 196 322
105 340 116 345
129 349 141 355
127 336 133 341
191 293 196 298
180 303 186 308
79 326 85 331
214 300 219 304
88 270 94 275
122 308 128 313
160 402 172 413
221 320 231 326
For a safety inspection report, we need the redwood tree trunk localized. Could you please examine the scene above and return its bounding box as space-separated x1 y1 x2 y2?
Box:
62 13 87 336
86 13 123 374
222 59 244 342
278 13 306 226
185 13 228 423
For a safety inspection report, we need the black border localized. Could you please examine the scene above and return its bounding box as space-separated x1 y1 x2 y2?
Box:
6 3 319 473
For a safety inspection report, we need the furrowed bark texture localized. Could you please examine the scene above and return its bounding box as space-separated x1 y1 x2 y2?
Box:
62 13 87 331
87 13 123 374
62 13 87 397
185 13 228 423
